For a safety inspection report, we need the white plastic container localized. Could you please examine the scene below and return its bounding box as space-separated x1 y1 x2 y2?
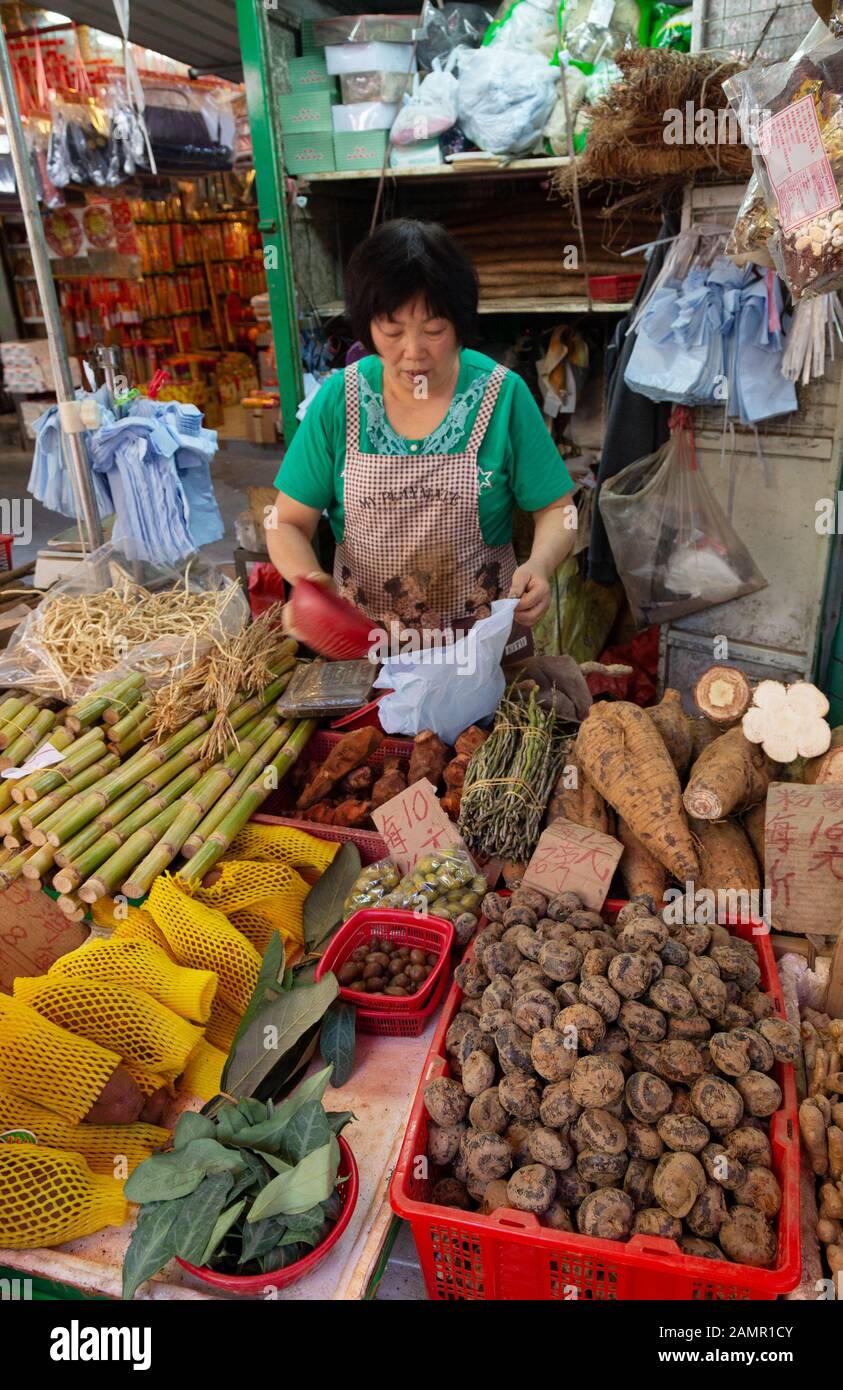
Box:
389 139 443 169
332 101 398 133
324 42 416 75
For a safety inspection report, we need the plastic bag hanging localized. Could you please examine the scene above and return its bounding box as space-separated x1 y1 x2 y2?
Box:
598 408 767 628
111 0 156 174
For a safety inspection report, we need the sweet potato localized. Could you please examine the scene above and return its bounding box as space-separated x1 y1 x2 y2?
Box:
742 802 766 871
576 702 699 882
455 726 488 758
617 815 667 904
297 728 382 809
647 689 693 778
408 730 452 786
689 817 761 897
443 754 470 791
339 766 373 795
545 749 612 833
683 728 774 822
84 1065 144 1125
371 757 407 808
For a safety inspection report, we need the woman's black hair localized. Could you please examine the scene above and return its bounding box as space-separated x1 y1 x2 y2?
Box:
344 218 478 353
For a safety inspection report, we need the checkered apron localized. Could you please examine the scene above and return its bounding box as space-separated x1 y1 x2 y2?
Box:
334 361 518 627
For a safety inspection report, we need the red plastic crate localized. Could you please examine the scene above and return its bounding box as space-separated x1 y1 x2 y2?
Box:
588 273 642 303
316 907 454 1012
356 965 449 1037
390 910 801 1301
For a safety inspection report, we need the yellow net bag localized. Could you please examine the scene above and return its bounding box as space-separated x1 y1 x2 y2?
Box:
180 1041 226 1102
229 822 338 876
192 858 309 926
205 995 241 1052
112 907 179 960
0 1087 167 1174
89 898 128 932
147 876 260 1014
48 939 218 1024
13 976 203 1076
121 1061 177 1098
228 901 305 960
0 993 120 1124
0 1145 128 1249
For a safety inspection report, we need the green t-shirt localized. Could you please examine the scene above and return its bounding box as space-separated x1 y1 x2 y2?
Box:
274 349 573 547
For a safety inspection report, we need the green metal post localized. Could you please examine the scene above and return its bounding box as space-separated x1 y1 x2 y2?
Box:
236 0 304 445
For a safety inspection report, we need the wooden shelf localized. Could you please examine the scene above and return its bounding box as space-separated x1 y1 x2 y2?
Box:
303 156 571 185
315 296 632 318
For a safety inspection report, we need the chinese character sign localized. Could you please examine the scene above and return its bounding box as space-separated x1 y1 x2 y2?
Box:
522 818 624 911
765 783 843 935
372 777 468 876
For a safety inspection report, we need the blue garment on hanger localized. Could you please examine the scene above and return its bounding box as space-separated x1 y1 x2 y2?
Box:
28 387 114 520
729 275 797 425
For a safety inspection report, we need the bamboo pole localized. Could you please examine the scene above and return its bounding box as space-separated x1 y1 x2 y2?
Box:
21 753 121 843
0 704 38 750
0 708 56 770
177 720 317 884
77 802 184 903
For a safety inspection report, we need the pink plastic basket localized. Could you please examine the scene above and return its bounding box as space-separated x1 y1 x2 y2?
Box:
315 907 454 1011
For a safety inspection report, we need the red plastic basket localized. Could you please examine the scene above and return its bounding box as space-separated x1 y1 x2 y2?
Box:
588 273 642 303
356 964 450 1037
390 910 801 1301
316 907 454 1012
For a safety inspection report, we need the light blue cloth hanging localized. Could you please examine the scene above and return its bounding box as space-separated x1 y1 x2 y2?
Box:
729 275 797 425
28 386 114 520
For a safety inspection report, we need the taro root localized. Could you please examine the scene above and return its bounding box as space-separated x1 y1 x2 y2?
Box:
718 1206 777 1268
481 1178 511 1214
469 1087 509 1134
731 1027 774 1073
648 978 696 1019
690 1075 744 1133
424 1077 470 1127
462 1049 497 1098
431 1178 471 1209
507 1163 556 1213
632 1207 682 1240
629 1040 664 1074
722 1003 753 1029
608 952 652 1000
618 1001 666 1042
577 1188 634 1240
670 1085 692 1115
570 1055 626 1108
734 1165 782 1217
537 918 573 943
723 1126 772 1169
569 931 599 955
532 1027 576 1082
626 1071 673 1124
445 1013 477 1054
556 1167 592 1207
677 924 711 955
619 919 668 952
528 1126 574 1170
480 1008 513 1035
512 987 558 1036
626 1120 665 1160
667 1014 711 1043
639 949 663 984
654 1040 705 1085
661 939 690 968
555 1002 605 1051
454 913 479 947
568 909 604 932
554 981 581 1009
581 947 618 979
755 1017 801 1063
538 941 583 983
462 998 483 1019
494 1020 534 1074
542 1200 575 1231
427 1123 465 1165
624 1157 656 1208
464 1131 512 1183
710 945 750 980
502 925 527 950
595 1025 630 1057
498 1072 542 1121
502 905 538 931
481 892 507 922
454 959 490 998
504 1121 536 1165
484 940 522 978
512 962 550 996
708 1031 752 1078
614 900 653 927
579 975 621 1023
653 1151 706 1218
662 964 691 985
450 1023 495 1066
701 1142 746 1192
511 886 549 917
681 1237 726 1260
539 1079 581 1130
693 956 721 978
514 927 542 962
686 1182 728 1239
482 975 514 1013
453 1151 469 1186
574 1107 627 1155
734 1070 782 1118
657 1114 710 1154
577 1150 627 1187
743 989 775 1023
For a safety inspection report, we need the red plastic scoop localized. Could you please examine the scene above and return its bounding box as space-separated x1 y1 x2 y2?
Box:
282 577 383 661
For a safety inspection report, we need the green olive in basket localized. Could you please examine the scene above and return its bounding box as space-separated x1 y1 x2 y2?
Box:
460 891 481 911
415 855 438 875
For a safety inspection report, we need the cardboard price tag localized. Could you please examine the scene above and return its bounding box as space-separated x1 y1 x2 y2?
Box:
764 783 843 936
522 817 623 910
372 777 469 876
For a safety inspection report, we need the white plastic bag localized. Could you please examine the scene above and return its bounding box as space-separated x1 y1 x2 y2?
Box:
457 46 558 155
390 67 458 145
372 599 517 743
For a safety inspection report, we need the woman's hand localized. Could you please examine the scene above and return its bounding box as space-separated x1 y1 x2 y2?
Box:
509 562 550 626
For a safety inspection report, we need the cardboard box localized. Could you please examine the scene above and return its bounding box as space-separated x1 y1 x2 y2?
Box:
288 55 337 92
333 129 388 171
332 101 397 133
389 138 442 169
283 132 336 175
279 90 338 133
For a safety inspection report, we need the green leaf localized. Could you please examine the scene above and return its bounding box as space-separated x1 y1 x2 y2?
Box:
302 842 361 953
261 1243 306 1273
220 932 287 1090
320 1001 356 1087
247 1138 340 1223
325 1110 355 1137
172 1173 235 1264
321 1190 343 1222
277 1204 327 1249
122 1201 180 1301
237 1098 267 1125
223 975 338 1101
228 1151 271 1201
293 958 320 984
254 1024 321 1103
173 1111 216 1148
216 1106 249 1142
280 1099 331 1164
124 1140 245 1204
200 1199 247 1267
281 966 295 991
262 1153 293 1175
239 1215 288 1265
227 1062 334 1153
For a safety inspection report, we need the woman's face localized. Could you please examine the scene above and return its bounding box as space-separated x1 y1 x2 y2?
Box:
371 296 459 394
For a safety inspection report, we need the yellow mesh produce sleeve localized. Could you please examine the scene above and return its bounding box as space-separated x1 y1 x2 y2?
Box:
147 876 261 1014
122 1061 177 1098
180 1041 226 1102
229 822 338 876
90 898 128 932
13 976 203 1076
0 1145 128 1249
205 995 241 1052
0 1087 168 1174
48 939 218 1024
112 908 179 960
0 993 120 1124
191 859 308 933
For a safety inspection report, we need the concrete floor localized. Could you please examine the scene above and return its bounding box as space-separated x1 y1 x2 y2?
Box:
1 438 281 575
374 1221 428 1301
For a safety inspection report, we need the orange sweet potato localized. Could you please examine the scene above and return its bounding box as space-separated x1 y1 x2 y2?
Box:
297 728 382 809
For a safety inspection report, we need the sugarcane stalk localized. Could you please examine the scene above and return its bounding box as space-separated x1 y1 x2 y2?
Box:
22 753 121 843
0 696 26 727
0 703 38 750
109 700 151 743
228 671 294 732
22 843 56 880
0 843 39 887
107 714 157 759
61 678 121 725
5 726 75 808
182 718 297 856
56 893 86 921
65 673 144 733
0 800 27 838
103 685 142 725
78 802 184 902
19 728 107 802
176 720 316 885
53 764 205 893
0 708 56 770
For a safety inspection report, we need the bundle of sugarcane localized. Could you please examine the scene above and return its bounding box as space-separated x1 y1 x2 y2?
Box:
459 687 567 861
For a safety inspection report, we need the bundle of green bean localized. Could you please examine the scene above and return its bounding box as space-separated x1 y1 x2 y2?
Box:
458 687 567 861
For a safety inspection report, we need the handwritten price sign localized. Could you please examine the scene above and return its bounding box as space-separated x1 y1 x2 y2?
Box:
522 817 623 910
765 783 843 936
372 777 469 876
